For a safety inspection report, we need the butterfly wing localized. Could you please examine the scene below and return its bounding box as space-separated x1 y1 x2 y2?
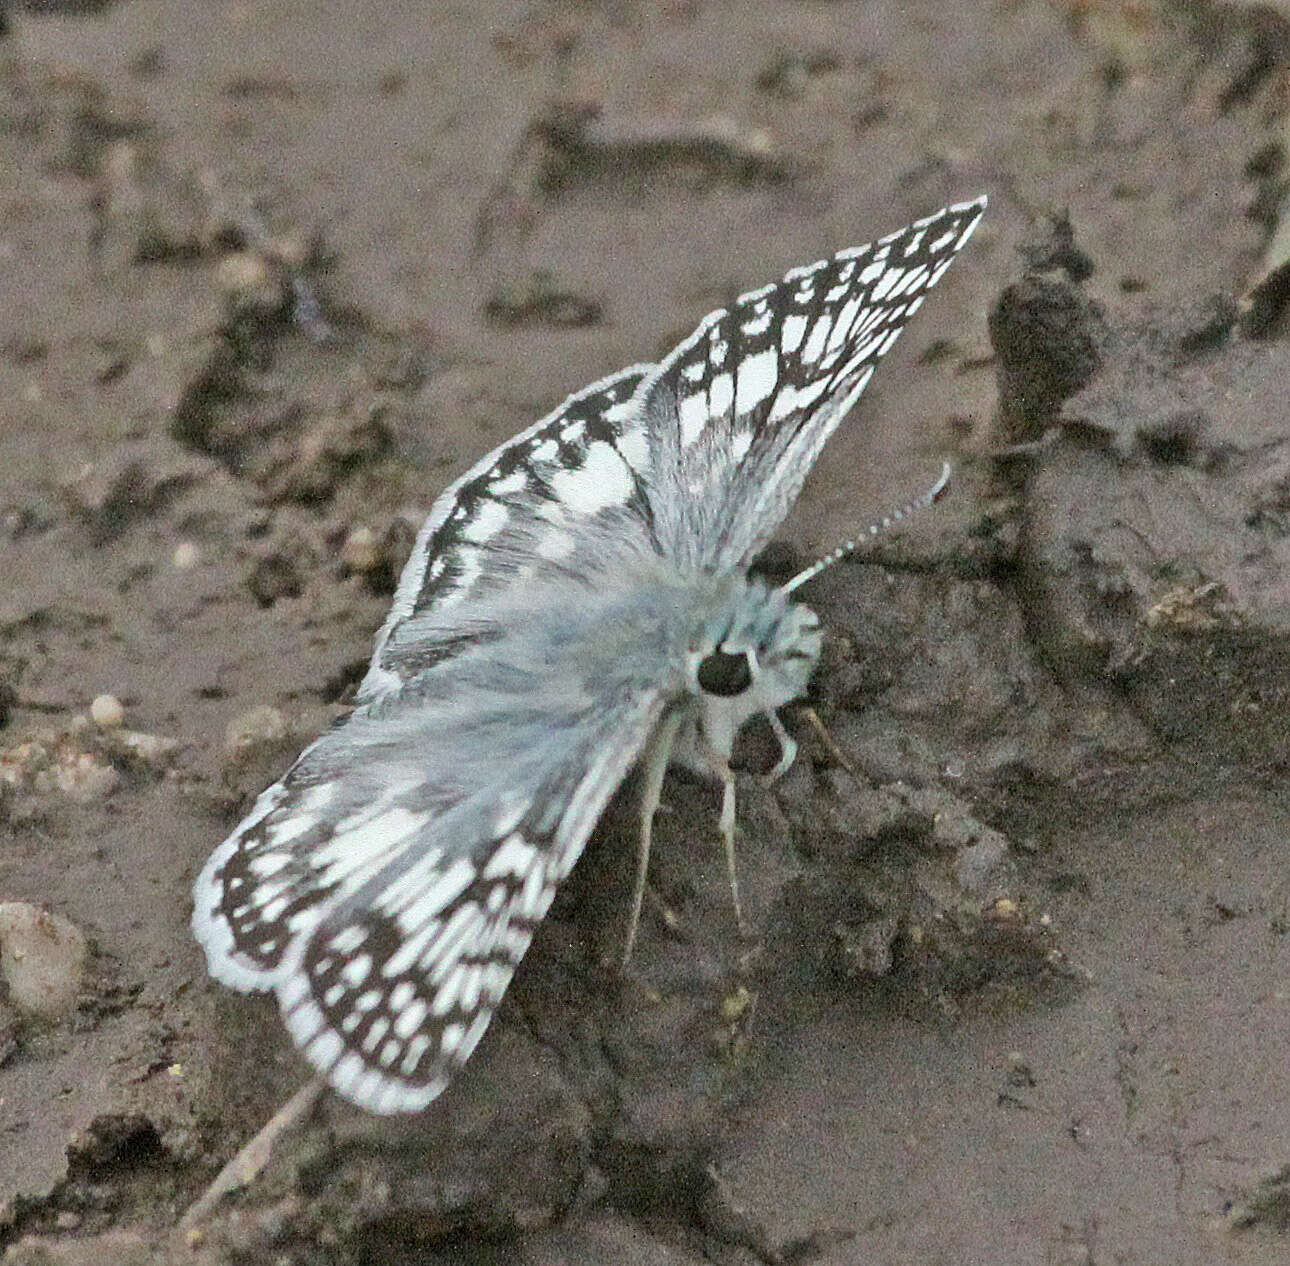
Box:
635 197 985 570
193 573 687 1112
361 364 657 697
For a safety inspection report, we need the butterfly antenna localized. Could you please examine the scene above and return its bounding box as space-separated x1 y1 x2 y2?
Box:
780 462 952 595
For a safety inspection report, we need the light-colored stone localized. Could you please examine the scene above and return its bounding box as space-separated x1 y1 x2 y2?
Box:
89 694 125 729
340 525 380 573
224 706 290 765
0 903 88 1021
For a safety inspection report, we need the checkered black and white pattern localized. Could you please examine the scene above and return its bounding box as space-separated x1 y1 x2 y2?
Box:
192 197 986 1113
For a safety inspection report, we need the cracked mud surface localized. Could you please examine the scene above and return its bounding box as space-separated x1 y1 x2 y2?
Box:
4 2 1290 1263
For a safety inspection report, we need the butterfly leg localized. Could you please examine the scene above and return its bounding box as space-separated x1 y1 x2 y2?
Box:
765 710 798 782
799 704 908 789
716 761 747 937
621 710 684 968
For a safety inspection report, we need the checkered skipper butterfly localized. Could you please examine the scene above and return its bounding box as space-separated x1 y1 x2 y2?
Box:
192 197 986 1114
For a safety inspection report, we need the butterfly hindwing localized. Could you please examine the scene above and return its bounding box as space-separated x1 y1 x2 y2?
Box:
193 570 691 1111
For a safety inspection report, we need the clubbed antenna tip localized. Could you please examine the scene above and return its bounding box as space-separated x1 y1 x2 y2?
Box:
781 461 952 595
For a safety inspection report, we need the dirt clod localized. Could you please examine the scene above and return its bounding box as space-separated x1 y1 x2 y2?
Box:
0 902 88 1021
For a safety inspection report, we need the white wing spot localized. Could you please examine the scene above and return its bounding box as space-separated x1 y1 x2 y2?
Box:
401 1034 431 1074
483 831 537 878
330 926 368 955
340 953 372 988
398 856 476 919
767 376 830 423
890 264 930 298
709 372 734 419
781 313 808 354
440 1021 465 1056
519 862 551 918
456 499 509 544
250 849 293 876
802 314 831 364
259 895 288 924
307 1029 343 1070
487 470 528 496
492 795 529 837
872 267 907 301
929 256 956 285
734 348 779 414
362 1017 390 1053
461 1011 492 1059
548 442 634 512
827 296 865 355
679 390 710 447
265 815 313 849
333 1051 363 1088
380 919 441 978
616 427 648 472
427 904 485 982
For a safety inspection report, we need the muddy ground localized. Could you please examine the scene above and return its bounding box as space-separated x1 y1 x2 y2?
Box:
4 1 1290 1262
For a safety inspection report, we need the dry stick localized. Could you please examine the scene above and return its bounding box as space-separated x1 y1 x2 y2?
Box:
177 1075 326 1235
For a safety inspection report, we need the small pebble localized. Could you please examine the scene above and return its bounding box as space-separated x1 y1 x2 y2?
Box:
1006 1050 1037 1087
173 541 199 569
224 705 289 764
105 729 179 768
89 693 125 728
984 896 1021 924
340 525 380 573
215 250 284 316
0 902 88 1021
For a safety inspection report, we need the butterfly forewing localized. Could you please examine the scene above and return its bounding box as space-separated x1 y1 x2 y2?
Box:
638 198 985 570
362 365 656 696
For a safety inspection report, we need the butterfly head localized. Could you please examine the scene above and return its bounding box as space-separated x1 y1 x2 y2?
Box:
687 578 821 754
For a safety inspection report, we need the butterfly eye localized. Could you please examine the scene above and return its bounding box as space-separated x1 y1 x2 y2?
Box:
696 646 753 697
